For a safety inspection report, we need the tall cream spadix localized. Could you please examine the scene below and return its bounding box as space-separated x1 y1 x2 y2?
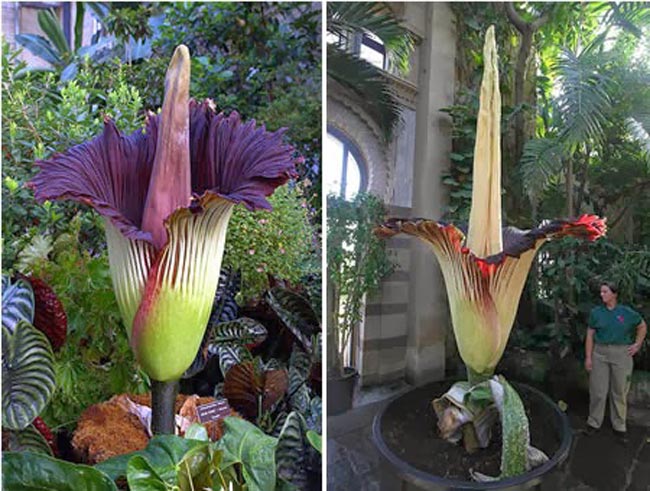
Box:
466 25 502 258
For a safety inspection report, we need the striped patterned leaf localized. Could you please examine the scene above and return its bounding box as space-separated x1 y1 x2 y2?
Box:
289 380 310 415
216 344 251 377
183 318 265 379
208 268 240 325
306 397 322 434
264 358 284 371
2 322 56 430
289 344 311 380
211 318 267 346
276 411 309 490
271 411 288 438
2 275 35 333
267 288 320 352
4 424 53 456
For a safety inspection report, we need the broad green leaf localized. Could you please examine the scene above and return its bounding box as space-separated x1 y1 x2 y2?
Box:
177 444 224 491
306 431 321 454
217 416 278 491
96 435 203 482
2 322 56 430
4 423 53 456
3 452 118 491
185 423 209 441
276 412 308 490
126 455 168 491
2 275 35 332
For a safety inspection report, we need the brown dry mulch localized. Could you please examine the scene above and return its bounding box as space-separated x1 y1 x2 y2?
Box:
72 393 238 464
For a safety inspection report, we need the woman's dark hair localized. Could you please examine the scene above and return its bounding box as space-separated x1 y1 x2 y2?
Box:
600 281 619 294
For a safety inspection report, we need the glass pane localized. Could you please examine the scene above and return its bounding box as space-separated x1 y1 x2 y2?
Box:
325 132 344 197
345 152 361 200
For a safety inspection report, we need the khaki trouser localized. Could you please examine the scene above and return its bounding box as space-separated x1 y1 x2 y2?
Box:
588 343 633 432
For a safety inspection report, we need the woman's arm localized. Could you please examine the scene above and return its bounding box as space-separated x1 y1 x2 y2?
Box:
628 320 647 356
585 328 595 371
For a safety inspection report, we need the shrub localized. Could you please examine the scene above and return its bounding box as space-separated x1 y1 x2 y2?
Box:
223 184 316 304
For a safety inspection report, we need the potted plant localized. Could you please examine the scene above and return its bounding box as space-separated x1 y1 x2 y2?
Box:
28 45 300 436
373 26 605 487
326 192 395 415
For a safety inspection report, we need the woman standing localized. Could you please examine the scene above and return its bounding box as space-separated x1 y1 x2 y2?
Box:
584 282 647 441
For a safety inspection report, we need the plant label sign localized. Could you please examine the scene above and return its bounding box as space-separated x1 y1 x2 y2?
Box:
197 399 230 424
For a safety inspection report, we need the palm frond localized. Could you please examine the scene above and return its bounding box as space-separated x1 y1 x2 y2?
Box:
519 137 566 202
554 48 615 148
327 2 414 75
327 45 401 142
607 2 650 38
626 117 650 153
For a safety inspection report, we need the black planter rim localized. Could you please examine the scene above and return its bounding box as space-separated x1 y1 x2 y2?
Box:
372 381 572 490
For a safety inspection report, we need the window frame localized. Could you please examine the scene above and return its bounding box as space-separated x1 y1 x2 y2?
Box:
326 126 368 200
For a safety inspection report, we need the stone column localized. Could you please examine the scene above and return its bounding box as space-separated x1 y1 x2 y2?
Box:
406 3 456 385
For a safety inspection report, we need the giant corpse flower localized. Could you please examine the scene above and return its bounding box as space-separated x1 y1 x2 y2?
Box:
376 27 605 381
376 27 605 478
29 46 298 431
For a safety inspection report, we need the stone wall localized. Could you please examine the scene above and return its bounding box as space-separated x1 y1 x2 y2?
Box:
358 205 412 386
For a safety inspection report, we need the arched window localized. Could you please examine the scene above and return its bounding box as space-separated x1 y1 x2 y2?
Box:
325 127 367 200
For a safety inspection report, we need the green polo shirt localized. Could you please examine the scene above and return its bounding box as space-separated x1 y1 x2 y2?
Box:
588 305 643 345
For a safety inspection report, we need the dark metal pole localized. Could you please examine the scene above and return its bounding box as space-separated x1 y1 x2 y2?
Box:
151 379 179 435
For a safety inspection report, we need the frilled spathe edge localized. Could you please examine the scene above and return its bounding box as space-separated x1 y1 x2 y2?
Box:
376 214 606 274
29 117 157 243
29 100 300 247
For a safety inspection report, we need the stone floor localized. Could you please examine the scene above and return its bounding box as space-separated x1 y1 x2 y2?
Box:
327 384 650 491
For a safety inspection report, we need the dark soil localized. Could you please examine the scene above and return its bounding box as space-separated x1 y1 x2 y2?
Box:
380 381 562 481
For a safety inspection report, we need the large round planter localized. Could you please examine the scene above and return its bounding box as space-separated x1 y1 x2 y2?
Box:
327 367 359 416
372 381 572 490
